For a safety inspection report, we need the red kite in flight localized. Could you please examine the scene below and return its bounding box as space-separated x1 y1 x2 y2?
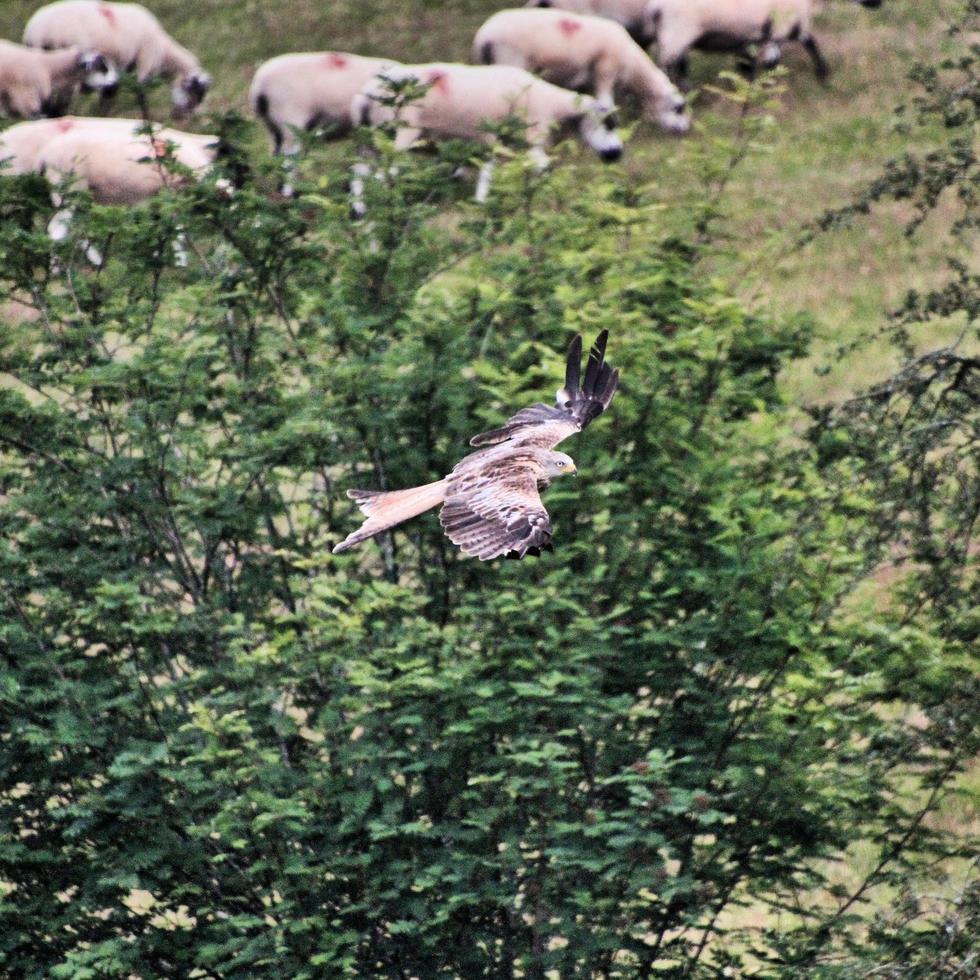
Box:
333 331 619 560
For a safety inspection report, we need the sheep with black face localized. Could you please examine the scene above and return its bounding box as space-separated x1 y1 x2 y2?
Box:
249 51 398 158
23 1 211 116
352 63 623 206
645 0 884 85
475 8 689 134
0 39 116 118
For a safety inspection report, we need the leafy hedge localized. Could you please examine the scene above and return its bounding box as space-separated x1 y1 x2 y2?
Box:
0 96 975 977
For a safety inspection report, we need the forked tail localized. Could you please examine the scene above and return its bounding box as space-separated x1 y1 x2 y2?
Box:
332 479 447 553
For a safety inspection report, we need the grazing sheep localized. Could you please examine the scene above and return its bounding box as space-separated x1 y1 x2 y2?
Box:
1 116 217 262
23 1 211 116
525 0 655 46
35 122 217 204
249 51 397 156
0 40 117 118
0 115 206 174
352 63 623 204
474 8 688 134
1 115 126 173
646 0 884 84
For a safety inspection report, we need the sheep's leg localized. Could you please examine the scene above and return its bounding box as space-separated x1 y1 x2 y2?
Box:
47 206 73 244
663 54 690 90
474 159 495 203
801 35 830 83
48 205 103 266
46 206 71 275
40 91 70 117
393 125 422 152
280 150 301 197
173 229 189 267
480 41 526 69
528 145 550 172
736 46 758 79
96 90 115 115
349 160 373 219
592 60 618 111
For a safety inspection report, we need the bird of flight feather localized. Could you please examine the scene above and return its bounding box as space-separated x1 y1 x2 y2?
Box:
333 331 619 561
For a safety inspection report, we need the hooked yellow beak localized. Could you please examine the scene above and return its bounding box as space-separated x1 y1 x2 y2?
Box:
568 462 578 476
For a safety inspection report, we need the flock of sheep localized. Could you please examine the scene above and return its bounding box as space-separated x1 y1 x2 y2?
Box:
0 0 886 234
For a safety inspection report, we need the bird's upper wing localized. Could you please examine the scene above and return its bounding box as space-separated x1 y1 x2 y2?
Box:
468 330 619 450
440 455 552 561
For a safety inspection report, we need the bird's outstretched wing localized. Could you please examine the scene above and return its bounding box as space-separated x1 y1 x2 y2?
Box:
441 456 552 561
468 330 619 450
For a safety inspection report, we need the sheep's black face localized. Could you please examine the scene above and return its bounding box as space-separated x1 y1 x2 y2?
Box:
580 105 624 162
172 71 212 116
656 92 690 135
79 51 119 94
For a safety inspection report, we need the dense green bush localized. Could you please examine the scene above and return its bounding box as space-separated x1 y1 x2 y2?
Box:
795 5 980 975
0 95 974 976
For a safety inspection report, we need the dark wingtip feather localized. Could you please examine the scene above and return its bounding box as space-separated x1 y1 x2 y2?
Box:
602 367 620 408
564 334 583 396
582 332 606 397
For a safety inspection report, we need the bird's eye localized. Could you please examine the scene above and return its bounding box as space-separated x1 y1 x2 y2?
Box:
557 461 565 467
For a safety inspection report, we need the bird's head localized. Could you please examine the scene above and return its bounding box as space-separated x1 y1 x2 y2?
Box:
542 450 577 479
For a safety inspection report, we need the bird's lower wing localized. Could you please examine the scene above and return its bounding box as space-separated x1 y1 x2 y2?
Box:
440 465 551 561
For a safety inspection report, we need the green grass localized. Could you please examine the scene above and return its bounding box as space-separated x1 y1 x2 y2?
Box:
0 1 958 406
1 0 975 953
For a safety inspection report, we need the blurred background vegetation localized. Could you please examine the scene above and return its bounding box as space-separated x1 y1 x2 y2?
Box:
0 0 977 977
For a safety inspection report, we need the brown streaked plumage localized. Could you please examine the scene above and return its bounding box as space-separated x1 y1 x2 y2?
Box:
332 330 619 561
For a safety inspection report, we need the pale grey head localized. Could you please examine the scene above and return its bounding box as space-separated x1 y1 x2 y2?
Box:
538 449 577 479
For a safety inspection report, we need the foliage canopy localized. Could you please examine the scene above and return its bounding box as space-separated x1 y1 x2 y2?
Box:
0 79 976 977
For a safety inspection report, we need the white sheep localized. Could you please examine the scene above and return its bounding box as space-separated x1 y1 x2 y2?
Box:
0 115 206 174
0 40 117 118
352 63 623 204
23 1 211 116
249 51 397 157
646 0 884 84
1 115 127 173
36 122 217 204
1 117 217 262
524 1 655 46
474 8 689 134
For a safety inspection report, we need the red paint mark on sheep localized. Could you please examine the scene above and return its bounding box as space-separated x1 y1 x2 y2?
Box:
325 52 348 69
559 18 583 37
426 70 449 95
56 119 74 132
98 4 117 27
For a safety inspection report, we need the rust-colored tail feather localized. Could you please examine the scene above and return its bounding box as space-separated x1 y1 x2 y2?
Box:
332 479 447 553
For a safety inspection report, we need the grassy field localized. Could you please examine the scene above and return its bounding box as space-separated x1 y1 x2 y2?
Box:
2 0 974 948
0 0 961 404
